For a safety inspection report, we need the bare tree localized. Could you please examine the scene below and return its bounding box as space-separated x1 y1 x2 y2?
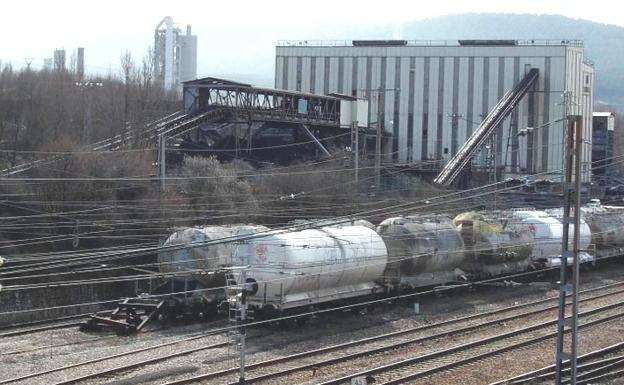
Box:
120 50 135 145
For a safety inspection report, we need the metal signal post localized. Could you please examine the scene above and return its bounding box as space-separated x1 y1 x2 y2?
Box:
554 115 583 385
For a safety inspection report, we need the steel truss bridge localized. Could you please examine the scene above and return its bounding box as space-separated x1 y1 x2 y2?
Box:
2 78 350 176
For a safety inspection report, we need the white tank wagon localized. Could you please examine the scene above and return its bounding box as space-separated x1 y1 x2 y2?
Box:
513 210 593 266
158 225 270 287
581 201 624 254
376 215 465 288
240 225 388 312
453 211 534 276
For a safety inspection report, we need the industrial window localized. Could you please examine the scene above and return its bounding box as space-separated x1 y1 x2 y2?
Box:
444 148 449 154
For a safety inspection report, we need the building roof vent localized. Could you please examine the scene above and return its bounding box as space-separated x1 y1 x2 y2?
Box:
352 40 408 47
458 40 517 46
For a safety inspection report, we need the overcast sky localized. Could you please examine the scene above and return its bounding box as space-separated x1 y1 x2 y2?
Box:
1 0 621 85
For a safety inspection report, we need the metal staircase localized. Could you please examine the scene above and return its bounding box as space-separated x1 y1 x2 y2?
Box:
434 68 539 186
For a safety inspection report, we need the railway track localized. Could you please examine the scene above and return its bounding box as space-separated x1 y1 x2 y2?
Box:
0 311 99 338
0 311 406 385
0 320 84 338
4 279 623 385
67 280 623 385
0 326 229 385
317 305 624 385
491 341 624 385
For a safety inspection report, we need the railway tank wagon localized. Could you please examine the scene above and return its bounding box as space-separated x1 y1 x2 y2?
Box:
152 202 619 321
512 210 593 267
582 201 624 258
376 215 465 288
452 211 534 277
158 225 270 302
242 225 389 312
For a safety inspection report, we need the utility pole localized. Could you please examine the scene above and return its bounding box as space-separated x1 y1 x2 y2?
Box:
375 91 382 189
353 121 359 185
158 134 166 191
554 115 583 385
238 269 248 385
75 81 103 143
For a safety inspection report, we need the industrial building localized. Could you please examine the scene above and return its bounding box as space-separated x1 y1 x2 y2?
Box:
154 16 197 93
53 49 66 72
275 40 594 182
592 112 616 176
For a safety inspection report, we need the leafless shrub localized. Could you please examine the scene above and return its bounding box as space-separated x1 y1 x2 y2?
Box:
176 156 259 223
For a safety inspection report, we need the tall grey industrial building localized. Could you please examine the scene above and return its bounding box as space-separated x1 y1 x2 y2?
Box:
275 40 594 181
154 16 197 93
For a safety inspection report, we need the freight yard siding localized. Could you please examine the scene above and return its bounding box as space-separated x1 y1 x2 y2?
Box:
275 40 594 181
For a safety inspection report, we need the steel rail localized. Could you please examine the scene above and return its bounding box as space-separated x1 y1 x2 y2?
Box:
4 273 624 384
491 343 624 384
156 284 624 385
0 323 228 385
0 311 408 384
490 341 624 384
49 342 229 385
318 304 624 385
0 321 84 338
577 367 624 385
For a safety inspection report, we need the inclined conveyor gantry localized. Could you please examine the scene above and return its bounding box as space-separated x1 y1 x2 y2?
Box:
434 68 540 186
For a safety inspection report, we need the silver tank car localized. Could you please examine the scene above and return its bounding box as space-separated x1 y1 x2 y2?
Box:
240 225 388 311
376 215 465 288
513 210 593 267
542 208 594 267
453 211 534 276
158 225 270 287
581 200 624 252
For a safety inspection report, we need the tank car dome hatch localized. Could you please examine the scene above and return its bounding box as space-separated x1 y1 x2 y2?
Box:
242 225 388 311
158 225 269 287
377 214 465 288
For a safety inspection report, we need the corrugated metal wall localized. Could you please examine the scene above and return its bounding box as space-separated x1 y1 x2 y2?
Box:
275 44 593 181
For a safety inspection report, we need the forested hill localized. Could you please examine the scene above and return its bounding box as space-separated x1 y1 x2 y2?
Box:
392 13 624 104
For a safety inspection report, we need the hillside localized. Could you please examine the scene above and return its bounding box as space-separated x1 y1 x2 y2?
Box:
395 13 624 104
